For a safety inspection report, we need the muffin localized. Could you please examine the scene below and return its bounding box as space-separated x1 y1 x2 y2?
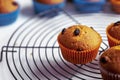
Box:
33 0 66 13
0 0 18 13
0 0 19 26
36 0 64 4
106 21 120 47
110 0 120 13
73 0 106 13
57 25 102 64
99 45 120 80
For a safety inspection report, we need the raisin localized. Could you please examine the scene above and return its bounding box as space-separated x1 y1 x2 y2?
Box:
114 21 120 26
100 57 107 64
61 28 66 34
74 29 80 36
77 48 83 51
90 27 94 29
12 2 17 6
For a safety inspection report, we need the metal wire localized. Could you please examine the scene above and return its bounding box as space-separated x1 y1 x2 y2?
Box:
0 8 109 80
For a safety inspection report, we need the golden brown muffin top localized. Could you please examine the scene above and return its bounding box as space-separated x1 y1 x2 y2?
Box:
58 25 102 51
36 0 64 4
108 21 120 40
0 0 18 13
100 45 120 74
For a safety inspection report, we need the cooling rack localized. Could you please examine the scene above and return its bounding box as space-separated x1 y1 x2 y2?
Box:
0 8 120 80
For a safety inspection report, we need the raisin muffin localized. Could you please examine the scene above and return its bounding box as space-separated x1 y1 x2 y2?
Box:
106 21 120 47
110 0 120 13
99 45 120 80
73 0 106 13
36 0 64 4
0 0 18 13
0 0 19 26
57 25 102 64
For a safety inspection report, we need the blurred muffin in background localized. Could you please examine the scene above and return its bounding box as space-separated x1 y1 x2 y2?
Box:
0 0 20 26
0 0 18 13
110 0 120 13
36 0 64 4
33 0 66 13
73 0 106 13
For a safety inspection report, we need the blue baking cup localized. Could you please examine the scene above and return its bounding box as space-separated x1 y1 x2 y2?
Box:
0 7 20 26
33 0 66 13
74 0 106 13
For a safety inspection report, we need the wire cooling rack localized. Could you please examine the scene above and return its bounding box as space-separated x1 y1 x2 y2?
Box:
1 8 120 80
